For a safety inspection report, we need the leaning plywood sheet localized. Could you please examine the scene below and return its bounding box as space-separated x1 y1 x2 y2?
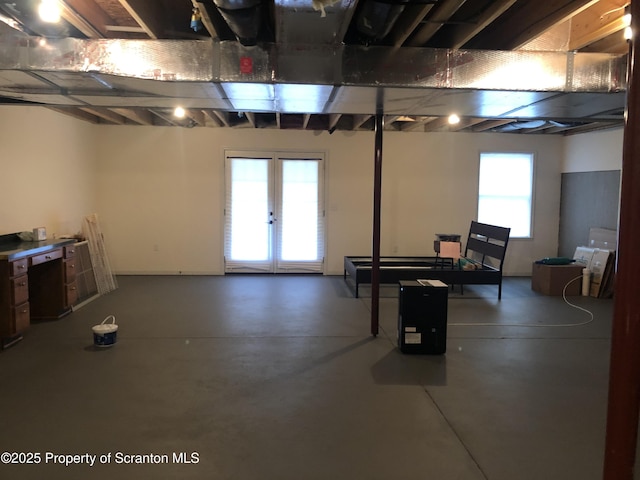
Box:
82 213 118 295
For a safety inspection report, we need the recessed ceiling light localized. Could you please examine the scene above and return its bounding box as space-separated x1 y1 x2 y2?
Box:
38 0 61 23
448 114 460 124
174 106 186 118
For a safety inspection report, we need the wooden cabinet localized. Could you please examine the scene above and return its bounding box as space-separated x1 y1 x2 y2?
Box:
0 239 77 348
0 259 31 346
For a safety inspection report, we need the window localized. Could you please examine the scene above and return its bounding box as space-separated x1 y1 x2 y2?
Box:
478 152 534 238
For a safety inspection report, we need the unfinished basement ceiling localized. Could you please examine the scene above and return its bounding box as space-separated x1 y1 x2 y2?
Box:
0 0 631 135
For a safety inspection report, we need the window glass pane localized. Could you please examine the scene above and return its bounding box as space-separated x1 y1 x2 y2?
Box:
479 154 532 196
478 153 533 238
478 197 531 237
280 160 319 261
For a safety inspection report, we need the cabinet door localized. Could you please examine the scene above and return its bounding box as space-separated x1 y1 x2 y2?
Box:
65 259 77 282
65 282 78 308
9 259 28 277
13 303 30 334
12 275 29 305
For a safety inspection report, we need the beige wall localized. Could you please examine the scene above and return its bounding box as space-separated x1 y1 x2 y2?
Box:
1 106 581 277
563 128 623 173
93 124 563 276
0 107 97 237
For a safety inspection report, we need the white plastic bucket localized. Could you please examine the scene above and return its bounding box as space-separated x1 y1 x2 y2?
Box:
92 315 118 347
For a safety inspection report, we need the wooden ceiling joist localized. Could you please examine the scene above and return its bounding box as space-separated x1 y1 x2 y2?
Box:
212 110 231 127
202 109 224 127
187 109 207 127
47 106 101 123
192 0 219 39
118 0 164 38
245 112 256 127
60 0 114 38
568 0 628 50
405 0 468 47
79 107 127 124
110 107 154 125
390 3 437 47
449 0 519 49
472 119 518 132
352 115 372 130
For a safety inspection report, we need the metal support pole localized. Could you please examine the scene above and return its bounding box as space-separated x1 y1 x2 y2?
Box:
371 112 384 337
603 1 640 477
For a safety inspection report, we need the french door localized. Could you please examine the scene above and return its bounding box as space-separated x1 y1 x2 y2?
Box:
224 151 325 273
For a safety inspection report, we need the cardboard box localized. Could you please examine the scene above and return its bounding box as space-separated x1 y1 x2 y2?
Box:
573 246 595 268
531 263 584 296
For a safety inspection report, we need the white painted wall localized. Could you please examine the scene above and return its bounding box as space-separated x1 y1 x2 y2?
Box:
0 107 97 237
94 125 563 276
562 128 623 173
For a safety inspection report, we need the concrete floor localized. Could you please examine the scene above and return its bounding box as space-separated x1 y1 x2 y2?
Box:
0 275 618 479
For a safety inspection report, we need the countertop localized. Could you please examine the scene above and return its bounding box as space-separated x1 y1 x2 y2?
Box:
0 237 77 261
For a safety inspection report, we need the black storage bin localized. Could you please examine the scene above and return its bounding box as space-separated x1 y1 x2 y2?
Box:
398 280 448 354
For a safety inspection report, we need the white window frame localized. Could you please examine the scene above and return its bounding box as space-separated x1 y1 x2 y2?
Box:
477 152 535 239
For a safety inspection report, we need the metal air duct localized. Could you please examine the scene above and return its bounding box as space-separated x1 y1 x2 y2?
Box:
213 0 266 46
355 0 405 43
0 35 627 123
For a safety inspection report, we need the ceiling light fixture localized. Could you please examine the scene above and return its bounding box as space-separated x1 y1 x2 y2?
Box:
174 106 186 118
448 114 460 125
38 0 61 23
624 18 633 40
624 6 632 41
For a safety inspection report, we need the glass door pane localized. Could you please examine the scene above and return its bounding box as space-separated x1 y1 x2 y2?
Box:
225 157 274 272
275 158 324 273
